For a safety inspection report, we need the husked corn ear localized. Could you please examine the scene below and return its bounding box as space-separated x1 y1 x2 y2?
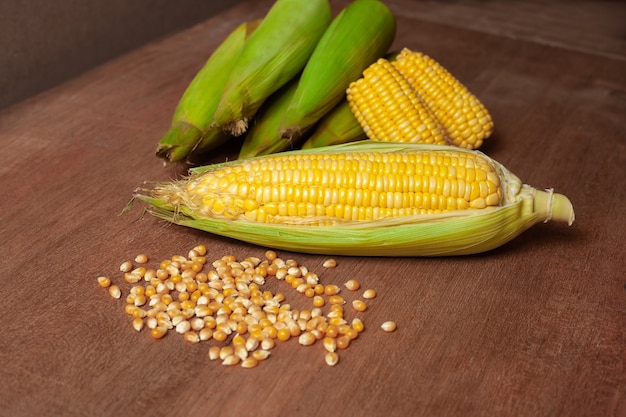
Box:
347 59 450 146
212 0 331 136
392 48 493 149
134 141 574 257
182 145 501 224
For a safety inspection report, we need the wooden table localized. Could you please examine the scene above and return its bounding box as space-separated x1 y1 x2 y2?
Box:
1 1 624 416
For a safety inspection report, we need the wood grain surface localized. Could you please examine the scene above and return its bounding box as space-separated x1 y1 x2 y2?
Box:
1 1 624 416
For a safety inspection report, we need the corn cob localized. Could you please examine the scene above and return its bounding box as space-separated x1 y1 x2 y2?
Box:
274 0 396 146
211 0 332 137
392 48 494 149
347 58 450 145
300 99 365 150
156 21 259 163
134 141 574 257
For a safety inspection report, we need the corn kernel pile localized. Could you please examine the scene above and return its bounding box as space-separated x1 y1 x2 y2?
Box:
98 244 396 368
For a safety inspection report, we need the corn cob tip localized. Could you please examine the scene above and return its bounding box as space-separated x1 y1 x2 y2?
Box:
534 188 575 226
156 122 203 163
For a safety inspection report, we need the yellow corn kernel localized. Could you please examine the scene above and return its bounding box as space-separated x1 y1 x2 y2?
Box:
363 289 377 299
381 321 397 332
392 48 494 149
97 276 111 288
347 58 449 146
168 148 502 226
325 352 339 367
352 299 367 312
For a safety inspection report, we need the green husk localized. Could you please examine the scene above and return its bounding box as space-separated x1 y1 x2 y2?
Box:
212 0 331 136
300 99 365 149
156 20 259 163
238 76 301 159
276 0 396 145
134 141 575 257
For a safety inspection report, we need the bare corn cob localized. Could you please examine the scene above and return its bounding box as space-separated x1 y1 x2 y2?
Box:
347 59 450 145
134 141 574 257
212 0 331 136
392 48 494 149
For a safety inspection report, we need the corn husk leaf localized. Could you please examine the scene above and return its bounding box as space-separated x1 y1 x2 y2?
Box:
134 141 574 257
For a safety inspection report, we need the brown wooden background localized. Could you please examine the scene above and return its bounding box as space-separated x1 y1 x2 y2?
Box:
1 1 624 416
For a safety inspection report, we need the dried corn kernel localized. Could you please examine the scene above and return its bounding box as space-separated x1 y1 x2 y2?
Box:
381 321 397 332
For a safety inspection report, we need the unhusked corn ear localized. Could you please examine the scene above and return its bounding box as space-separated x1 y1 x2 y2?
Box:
239 77 300 159
392 48 493 149
156 20 259 163
134 141 574 257
277 0 396 145
211 0 331 136
347 58 450 146
301 99 366 150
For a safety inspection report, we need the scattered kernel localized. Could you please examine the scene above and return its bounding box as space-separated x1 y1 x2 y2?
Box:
100 244 390 369
381 321 397 332
344 279 360 291
97 276 111 288
325 352 339 366
322 258 337 268
208 346 220 360
352 300 367 312
363 289 377 299
120 261 133 273
108 285 121 299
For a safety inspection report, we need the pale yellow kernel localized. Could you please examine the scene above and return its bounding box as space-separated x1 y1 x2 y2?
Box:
193 244 207 256
261 338 276 350
381 321 397 332
97 276 111 288
344 279 361 291
298 331 316 346
108 285 121 299
132 318 144 332
222 355 240 366
323 258 337 268
241 357 259 369
208 345 220 360
325 352 339 367
199 327 213 341
363 289 377 299
120 261 133 273
135 253 148 264
183 331 200 344
252 349 271 361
